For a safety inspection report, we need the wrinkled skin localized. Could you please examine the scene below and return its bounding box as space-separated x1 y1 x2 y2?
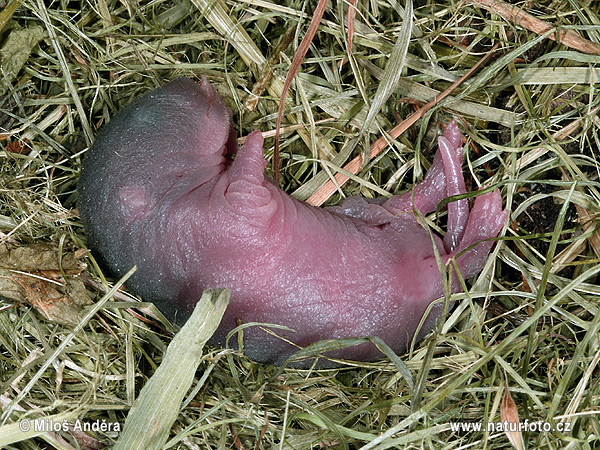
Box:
78 77 507 367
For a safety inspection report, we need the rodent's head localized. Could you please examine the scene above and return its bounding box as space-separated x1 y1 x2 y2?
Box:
77 77 236 288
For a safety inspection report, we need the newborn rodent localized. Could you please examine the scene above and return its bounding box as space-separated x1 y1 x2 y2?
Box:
78 77 507 367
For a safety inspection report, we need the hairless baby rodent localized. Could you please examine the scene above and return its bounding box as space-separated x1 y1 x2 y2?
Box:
78 77 507 367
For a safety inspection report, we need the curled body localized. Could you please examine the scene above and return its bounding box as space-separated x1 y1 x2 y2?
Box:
78 77 507 366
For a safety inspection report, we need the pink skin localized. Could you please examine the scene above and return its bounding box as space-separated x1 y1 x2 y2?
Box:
78 77 507 367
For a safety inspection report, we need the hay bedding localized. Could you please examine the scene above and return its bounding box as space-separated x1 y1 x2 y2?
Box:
1 0 600 448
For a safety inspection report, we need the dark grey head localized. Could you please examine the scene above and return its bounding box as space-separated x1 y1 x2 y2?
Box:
78 77 237 309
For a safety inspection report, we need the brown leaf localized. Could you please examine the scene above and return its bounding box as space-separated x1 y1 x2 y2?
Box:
469 0 600 55
6 139 30 154
0 243 91 326
0 24 46 95
3 270 92 326
0 242 86 274
501 381 524 450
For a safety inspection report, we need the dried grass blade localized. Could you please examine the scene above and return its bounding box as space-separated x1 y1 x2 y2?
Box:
360 262 600 449
0 0 19 33
360 0 412 140
274 0 330 183
192 0 335 175
347 0 358 49
514 67 600 85
360 59 518 126
113 289 229 450
469 0 600 55
35 1 93 146
515 103 600 171
306 38 502 206
0 266 137 424
190 0 266 67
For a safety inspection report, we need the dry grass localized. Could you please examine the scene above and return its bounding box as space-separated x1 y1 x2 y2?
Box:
1 0 600 449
